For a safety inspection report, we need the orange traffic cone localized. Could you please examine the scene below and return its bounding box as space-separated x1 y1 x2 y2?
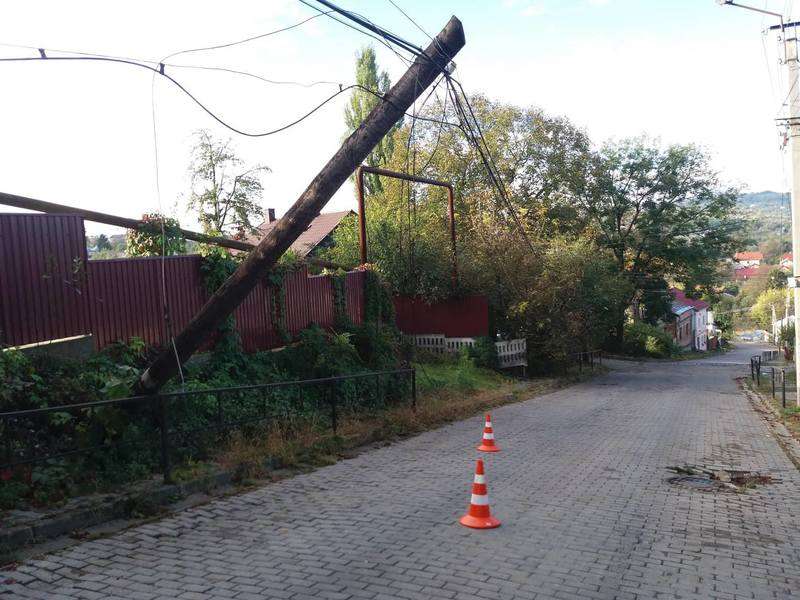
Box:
460 458 501 529
477 413 499 452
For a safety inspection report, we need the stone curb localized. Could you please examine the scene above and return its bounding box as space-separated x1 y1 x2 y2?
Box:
1 470 233 557
743 379 800 471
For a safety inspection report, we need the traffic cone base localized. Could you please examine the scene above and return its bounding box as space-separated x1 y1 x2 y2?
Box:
459 458 501 529
476 442 500 452
459 513 501 529
477 413 500 452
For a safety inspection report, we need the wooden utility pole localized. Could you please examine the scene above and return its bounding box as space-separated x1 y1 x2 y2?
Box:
137 16 466 393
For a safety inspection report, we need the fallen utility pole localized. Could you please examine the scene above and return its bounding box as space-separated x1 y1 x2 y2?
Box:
0 191 253 252
137 16 466 393
0 191 344 269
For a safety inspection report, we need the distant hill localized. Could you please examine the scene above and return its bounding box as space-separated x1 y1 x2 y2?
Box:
736 191 791 261
737 190 788 210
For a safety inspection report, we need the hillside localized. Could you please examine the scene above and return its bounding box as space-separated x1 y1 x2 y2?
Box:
737 190 790 261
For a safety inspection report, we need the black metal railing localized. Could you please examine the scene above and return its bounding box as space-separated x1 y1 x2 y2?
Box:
570 350 602 374
0 368 415 483
750 355 762 385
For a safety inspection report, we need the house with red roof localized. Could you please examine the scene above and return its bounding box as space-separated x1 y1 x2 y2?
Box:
671 288 709 351
242 208 354 259
780 253 793 272
733 251 763 269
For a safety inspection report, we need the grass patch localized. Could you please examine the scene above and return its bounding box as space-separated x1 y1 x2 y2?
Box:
214 354 593 484
751 368 800 439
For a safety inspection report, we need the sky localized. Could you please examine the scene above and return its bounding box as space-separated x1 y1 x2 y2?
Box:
0 0 796 236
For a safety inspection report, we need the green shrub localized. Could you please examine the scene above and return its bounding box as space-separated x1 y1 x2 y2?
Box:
468 337 499 370
623 322 680 358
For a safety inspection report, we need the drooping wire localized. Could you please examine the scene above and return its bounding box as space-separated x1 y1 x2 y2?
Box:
298 0 418 67
386 0 433 41
0 52 462 137
159 10 333 63
150 72 185 387
301 0 426 58
445 76 536 253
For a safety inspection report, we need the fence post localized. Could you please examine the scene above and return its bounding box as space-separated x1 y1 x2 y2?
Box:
590 351 595 372
329 383 338 434
782 369 787 409
411 368 417 412
157 396 172 484
757 357 761 386
578 353 582 374
772 367 776 399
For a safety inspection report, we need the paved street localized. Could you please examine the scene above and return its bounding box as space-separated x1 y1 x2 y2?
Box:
3 344 800 600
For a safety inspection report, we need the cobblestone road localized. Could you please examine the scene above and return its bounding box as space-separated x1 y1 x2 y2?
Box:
3 346 800 599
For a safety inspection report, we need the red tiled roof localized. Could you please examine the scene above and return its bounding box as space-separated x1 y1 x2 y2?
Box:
670 288 709 310
734 251 763 261
782 253 793 261
243 210 354 257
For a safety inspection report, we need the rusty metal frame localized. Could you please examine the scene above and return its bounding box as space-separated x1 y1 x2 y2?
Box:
355 165 458 284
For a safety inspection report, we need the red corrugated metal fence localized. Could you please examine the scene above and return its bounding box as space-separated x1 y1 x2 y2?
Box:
0 214 365 351
0 214 92 346
393 295 489 338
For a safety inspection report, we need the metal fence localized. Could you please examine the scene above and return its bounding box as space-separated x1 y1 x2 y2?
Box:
570 350 602 374
0 368 415 483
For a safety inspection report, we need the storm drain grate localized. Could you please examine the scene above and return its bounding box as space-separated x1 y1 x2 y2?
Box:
667 465 779 493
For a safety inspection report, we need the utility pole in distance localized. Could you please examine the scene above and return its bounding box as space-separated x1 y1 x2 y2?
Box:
719 0 800 406
136 16 466 394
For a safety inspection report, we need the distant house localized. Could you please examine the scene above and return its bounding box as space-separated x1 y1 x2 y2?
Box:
667 303 694 350
780 253 793 272
671 288 709 351
243 208 354 258
733 251 763 269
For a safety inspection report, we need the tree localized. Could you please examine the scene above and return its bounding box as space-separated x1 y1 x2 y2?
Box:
344 47 398 195
751 287 792 329
187 130 269 237
572 137 745 345
95 234 111 251
126 213 186 257
767 268 788 289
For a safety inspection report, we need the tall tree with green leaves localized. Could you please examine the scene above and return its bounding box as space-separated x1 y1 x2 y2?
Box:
572 137 746 344
187 130 269 237
344 46 399 195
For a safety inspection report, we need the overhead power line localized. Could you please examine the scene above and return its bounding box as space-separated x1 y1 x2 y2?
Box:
445 76 536 253
301 0 426 58
0 51 461 137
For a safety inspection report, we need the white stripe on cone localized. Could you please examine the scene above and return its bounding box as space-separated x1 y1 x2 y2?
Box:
482 432 494 440
474 474 486 484
470 494 490 505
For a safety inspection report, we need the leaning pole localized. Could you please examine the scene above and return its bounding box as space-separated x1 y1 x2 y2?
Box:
137 16 466 393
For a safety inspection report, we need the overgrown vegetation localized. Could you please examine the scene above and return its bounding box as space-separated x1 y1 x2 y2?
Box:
621 322 681 358
322 47 747 366
0 323 549 511
125 213 186 257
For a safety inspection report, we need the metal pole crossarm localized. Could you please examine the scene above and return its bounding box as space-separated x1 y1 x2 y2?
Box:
719 0 783 19
769 20 800 30
136 16 466 394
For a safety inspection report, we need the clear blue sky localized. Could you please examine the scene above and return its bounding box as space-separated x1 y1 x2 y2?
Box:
0 0 793 235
